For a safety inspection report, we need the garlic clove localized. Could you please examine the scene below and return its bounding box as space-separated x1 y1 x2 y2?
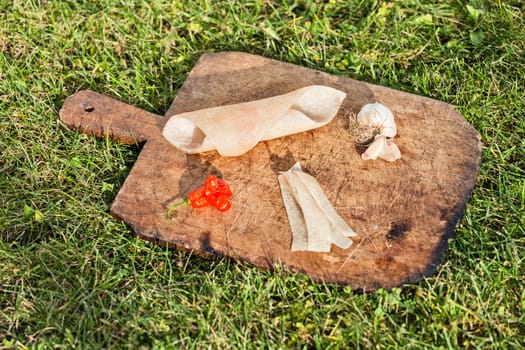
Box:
361 135 386 160
379 139 401 162
361 136 401 162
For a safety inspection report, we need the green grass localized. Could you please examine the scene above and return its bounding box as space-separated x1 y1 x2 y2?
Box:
1 0 524 348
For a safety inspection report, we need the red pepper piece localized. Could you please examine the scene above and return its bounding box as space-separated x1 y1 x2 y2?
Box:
216 178 233 197
187 188 210 208
205 175 232 198
213 195 232 212
204 176 215 197
204 175 222 196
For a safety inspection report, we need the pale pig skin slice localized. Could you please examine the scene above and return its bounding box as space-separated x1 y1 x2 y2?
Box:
162 85 346 157
278 163 356 253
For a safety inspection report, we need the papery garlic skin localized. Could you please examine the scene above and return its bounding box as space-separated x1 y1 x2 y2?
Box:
357 102 397 138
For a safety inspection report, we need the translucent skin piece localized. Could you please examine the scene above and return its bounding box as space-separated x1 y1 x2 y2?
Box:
278 162 356 252
162 85 346 157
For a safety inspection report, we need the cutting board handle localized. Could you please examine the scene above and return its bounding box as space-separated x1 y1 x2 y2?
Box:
59 90 165 144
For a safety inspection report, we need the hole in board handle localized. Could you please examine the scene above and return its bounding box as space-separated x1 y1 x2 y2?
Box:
83 105 95 112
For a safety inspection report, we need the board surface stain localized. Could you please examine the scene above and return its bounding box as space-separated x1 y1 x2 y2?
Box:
387 220 412 241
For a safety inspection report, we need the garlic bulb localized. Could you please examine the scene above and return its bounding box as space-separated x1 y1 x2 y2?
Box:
356 102 401 162
357 102 397 138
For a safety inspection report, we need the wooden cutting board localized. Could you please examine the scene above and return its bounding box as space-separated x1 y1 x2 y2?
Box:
59 52 481 291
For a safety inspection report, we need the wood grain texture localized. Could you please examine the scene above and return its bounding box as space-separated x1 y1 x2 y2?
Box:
59 52 482 291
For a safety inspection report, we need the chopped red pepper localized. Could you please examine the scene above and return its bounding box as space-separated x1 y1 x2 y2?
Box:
211 194 232 212
167 175 233 218
187 188 210 208
204 175 232 198
204 175 220 196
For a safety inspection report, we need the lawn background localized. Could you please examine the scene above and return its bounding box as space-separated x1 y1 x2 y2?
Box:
1 0 524 348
